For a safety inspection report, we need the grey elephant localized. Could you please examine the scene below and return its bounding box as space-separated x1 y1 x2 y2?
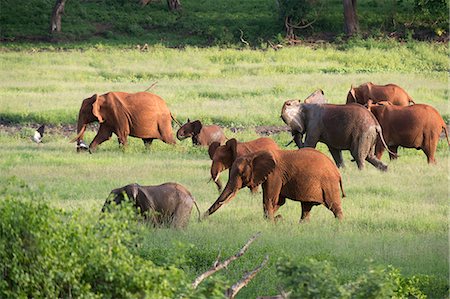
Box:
281 101 393 171
102 182 201 228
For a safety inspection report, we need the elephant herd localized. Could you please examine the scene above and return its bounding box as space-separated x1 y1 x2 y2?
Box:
75 82 449 228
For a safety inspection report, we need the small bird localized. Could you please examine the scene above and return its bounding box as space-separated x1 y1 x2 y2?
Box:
31 125 45 143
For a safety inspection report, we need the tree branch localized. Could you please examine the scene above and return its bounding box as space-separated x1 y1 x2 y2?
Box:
192 232 261 289
225 255 269 299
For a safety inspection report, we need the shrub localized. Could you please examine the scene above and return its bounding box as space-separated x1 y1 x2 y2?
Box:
0 198 213 298
276 258 428 299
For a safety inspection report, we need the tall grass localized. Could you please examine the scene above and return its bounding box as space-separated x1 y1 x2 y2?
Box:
0 44 447 126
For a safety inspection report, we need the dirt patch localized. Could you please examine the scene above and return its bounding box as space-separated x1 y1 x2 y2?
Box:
1 123 448 139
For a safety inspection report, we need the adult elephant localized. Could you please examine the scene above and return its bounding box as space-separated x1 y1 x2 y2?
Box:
71 91 176 152
102 182 200 229
367 101 450 163
204 148 345 222
208 137 279 192
346 82 415 106
281 100 393 171
176 119 226 146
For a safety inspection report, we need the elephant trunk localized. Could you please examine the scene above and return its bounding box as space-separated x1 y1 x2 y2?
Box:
204 183 237 218
71 122 87 144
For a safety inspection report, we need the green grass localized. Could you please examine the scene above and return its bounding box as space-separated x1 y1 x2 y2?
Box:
0 131 448 297
0 43 447 126
0 43 448 297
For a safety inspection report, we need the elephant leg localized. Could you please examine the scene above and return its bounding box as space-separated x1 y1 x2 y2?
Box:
303 132 319 148
262 180 282 221
328 147 345 168
299 202 314 223
388 145 398 160
89 124 113 152
293 133 303 148
366 154 388 171
423 134 438 164
159 120 176 145
375 138 385 159
323 193 343 220
350 146 366 170
142 138 154 148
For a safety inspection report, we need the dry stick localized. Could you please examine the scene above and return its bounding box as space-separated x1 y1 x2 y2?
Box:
192 232 262 289
225 255 269 299
239 29 250 47
144 81 158 91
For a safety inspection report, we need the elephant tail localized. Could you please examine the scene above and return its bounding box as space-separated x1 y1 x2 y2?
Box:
376 126 398 158
339 177 346 198
442 123 450 148
191 196 202 222
171 113 183 127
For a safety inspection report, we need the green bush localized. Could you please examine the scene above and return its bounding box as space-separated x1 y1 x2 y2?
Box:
0 198 225 298
276 258 428 298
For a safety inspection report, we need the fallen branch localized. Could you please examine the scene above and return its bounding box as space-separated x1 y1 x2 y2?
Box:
192 232 262 289
144 81 158 91
225 255 269 299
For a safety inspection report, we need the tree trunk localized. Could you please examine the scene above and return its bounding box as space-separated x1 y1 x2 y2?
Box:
50 0 67 33
343 0 358 36
167 0 181 11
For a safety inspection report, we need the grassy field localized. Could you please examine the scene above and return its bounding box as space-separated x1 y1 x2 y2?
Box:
0 42 448 297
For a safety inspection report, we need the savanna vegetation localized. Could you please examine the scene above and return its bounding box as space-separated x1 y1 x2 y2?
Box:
0 0 448 298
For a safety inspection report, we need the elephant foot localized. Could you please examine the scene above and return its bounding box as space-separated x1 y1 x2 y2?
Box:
76 142 89 152
274 214 283 223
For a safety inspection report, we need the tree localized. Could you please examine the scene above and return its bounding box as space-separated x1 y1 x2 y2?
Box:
50 0 67 33
167 0 181 11
343 0 358 36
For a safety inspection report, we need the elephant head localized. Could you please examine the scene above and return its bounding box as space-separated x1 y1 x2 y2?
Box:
281 99 306 147
204 151 276 217
208 138 239 192
176 119 202 140
102 183 140 212
71 92 133 150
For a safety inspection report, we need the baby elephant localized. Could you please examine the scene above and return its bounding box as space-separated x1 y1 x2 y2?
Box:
102 182 200 228
177 119 226 146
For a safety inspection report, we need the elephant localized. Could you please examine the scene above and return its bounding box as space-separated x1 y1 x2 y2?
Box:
281 100 393 171
346 82 415 106
176 119 226 146
204 148 346 222
102 182 200 228
367 101 450 163
304 89 328 104
208 137 280 192
71 91 176 152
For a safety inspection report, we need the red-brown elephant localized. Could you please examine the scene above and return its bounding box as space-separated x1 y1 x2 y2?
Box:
71 91 176 152
176 119 226 147
346 82 415 106
204 148 345 222
367 101 450 163
208 137 279 192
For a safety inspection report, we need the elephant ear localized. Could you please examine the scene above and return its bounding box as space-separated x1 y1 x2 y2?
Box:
250 151 276 187
91 94 105 123
98 92 132 135
208 142 221 160
225 138 238 162
192 120 202 135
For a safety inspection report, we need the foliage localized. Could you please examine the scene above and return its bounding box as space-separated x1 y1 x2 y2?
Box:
277 258 428 299
0 198 227 298
0 0 448 46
